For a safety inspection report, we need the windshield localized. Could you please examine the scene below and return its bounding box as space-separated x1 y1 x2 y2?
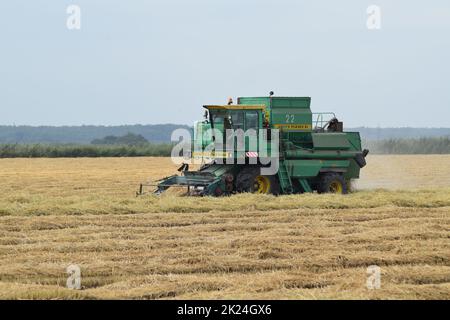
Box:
211 111 244 131
208 109 260 152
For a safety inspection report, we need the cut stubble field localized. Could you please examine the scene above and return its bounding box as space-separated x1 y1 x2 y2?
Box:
0 155 449 299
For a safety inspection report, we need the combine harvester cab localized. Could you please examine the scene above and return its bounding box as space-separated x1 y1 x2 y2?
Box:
142 94 369 196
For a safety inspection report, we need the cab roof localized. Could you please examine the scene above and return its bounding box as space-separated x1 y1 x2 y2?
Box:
203 104 266 110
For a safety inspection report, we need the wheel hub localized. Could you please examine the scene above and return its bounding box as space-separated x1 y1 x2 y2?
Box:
329 181 343 194
253 176 271 194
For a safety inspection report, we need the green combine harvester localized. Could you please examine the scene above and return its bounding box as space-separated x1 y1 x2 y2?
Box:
139 93 368 196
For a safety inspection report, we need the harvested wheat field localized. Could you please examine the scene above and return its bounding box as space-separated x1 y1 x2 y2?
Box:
0 155 449 299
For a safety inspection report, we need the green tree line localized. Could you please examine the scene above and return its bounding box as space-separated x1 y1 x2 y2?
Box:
0 143 173 158
0 124 191 144
364 137 450 154
0 137 448 158
1 125 449 144
91 133 149 146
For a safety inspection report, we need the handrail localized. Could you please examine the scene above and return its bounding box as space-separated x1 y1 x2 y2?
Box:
312 112 336 130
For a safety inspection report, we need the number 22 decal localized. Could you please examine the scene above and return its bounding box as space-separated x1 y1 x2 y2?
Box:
285 114 295 123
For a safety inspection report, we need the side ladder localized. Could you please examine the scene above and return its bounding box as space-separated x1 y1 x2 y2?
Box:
278 161 293 194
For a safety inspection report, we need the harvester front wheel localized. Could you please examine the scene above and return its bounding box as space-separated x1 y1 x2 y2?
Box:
236 167 280 195
318 173 348 194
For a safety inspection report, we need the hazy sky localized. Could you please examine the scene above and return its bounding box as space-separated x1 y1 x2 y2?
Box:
0 0 449 127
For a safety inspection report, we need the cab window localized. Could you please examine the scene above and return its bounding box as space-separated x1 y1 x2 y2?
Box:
231 111 244 130
245 111 259 130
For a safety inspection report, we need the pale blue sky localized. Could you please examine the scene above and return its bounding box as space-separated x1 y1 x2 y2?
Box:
0 0 449 127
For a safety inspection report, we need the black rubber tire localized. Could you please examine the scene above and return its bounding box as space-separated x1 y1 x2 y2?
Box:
317 173 348 194
235 167 280 195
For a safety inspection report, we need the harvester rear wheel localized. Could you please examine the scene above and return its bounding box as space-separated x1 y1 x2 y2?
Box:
318 173 348 194
236 167 280 195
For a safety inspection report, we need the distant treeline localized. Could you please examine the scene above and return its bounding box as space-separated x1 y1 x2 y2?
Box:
0 143 173 158
364 137 450 154
0 137 449 158
0 124 191 144
91 133 149 146
1 125 450 144
353 127 450 140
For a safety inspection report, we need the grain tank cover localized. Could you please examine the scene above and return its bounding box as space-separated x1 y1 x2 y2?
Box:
271 97 311 109
237 97 311 109
237 96 313 132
